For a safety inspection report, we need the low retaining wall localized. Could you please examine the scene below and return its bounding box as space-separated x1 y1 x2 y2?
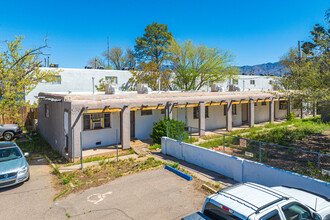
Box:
161 137 330 198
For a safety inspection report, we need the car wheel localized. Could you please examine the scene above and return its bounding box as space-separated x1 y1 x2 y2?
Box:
26 173 30 182
3 132 14 141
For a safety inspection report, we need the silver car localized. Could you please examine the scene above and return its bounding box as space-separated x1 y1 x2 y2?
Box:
0 142 30 188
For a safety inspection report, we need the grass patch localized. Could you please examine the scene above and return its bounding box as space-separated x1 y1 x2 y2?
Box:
16 132 62 162
52 157 164 199
184 137 199 143
149 144 161 150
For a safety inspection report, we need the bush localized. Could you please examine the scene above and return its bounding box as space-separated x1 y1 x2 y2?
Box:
150 118 188 144
286 113 296 121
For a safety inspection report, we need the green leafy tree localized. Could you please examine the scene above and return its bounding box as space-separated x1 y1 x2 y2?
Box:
278 19 330 108
95 77 117 92
128 62 173 91
0 36 60 124
134 22 173 66
150 118 188 144
167 39 239 90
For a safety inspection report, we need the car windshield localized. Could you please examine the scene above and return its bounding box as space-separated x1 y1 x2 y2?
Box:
0 147 22 162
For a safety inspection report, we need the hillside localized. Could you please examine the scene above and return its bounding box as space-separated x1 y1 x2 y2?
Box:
239 62 286 76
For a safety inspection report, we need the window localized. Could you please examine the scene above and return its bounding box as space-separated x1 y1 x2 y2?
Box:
279 101 287 110
141 109 152 116
254 102 258 106
204 202 241 220
250 80 255 85
224 105 237 115
232 104 237 115
161 109 165 114
233 79 238 85
282 203 312 220
51 76 61 84
104 113 111 128
83 113 111 131
260 210 281 220
45 104 49 118
262 102 267 106
193 107 199 119
193 106 209 119
83 114 91 130
105 76 118 84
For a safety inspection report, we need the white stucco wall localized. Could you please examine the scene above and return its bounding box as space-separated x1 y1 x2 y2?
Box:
81 112 121 149
162 137 330 198
255 102 270 123
26 68 132 103
275 101 287 120
200 76 276 92
206 105 227 130
135 109 164 140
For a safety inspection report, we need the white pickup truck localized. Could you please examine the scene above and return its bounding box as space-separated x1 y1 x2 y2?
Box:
182 182 329 220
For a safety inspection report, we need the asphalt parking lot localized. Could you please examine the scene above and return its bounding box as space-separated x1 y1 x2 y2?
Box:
0 158 56 220
48 168 206 219
0 162 207 219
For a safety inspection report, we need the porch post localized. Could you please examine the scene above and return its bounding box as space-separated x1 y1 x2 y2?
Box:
121 106 131 149
249 99 255 127
300 99 305 119
226 100 233 131
165 102 173 119
287 98 292 115
269 98 274 123
199 102 205 136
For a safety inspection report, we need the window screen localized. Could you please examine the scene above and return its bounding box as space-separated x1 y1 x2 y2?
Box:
104 113 111 128
45 104 50 118
279 101 287 110
83 114 91 130
141 109 152 116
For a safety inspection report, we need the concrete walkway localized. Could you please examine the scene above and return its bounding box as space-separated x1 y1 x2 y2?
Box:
149 152 236 188
59 154 139 173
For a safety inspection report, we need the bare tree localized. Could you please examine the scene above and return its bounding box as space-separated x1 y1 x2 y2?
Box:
87 57 104 69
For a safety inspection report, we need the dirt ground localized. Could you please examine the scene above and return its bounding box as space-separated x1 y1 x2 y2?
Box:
212 131 330 181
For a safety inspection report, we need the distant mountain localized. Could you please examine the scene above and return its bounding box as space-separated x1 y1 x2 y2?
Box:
239 62 286 76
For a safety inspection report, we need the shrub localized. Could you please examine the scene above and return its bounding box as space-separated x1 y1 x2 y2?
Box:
286 113 296 121
150 118 188 144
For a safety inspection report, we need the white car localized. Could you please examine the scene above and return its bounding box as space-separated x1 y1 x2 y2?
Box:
183 182 329 220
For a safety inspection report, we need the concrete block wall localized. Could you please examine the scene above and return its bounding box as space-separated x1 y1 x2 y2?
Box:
162 137 330 197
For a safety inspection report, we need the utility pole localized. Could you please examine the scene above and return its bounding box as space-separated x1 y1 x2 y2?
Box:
107 36 110 69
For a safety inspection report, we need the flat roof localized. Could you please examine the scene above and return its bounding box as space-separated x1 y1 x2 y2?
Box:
39 90 283 110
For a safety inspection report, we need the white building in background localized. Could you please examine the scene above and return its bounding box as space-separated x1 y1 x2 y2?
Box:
25 68 132 103
26 68 276 103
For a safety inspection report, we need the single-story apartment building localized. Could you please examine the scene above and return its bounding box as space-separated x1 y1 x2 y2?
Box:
37 90 302 161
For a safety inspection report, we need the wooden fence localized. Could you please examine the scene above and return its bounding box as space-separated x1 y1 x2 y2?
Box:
0 107 38 127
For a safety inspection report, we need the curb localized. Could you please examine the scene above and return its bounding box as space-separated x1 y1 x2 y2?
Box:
202 184 217 194
165 165 193 181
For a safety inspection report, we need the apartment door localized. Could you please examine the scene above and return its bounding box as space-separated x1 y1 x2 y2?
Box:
130 111 135 139
242 103 249 123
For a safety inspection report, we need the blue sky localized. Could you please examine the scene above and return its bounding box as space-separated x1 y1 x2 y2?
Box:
0 0 329 67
